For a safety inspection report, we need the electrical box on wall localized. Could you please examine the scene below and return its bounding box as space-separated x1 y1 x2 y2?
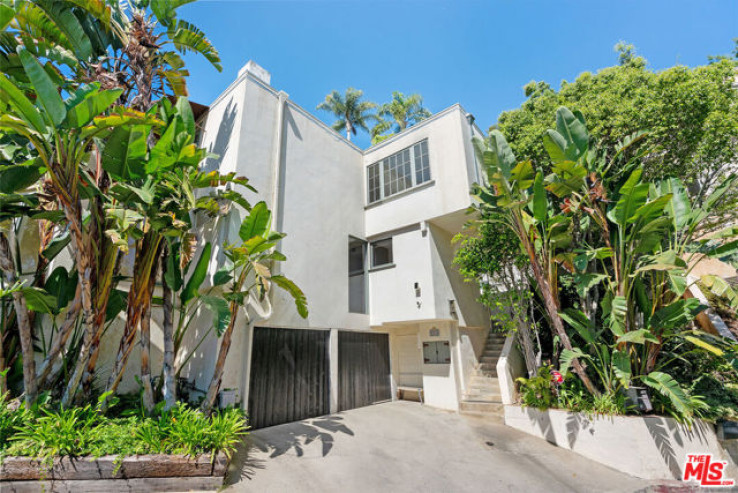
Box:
423 341 451 364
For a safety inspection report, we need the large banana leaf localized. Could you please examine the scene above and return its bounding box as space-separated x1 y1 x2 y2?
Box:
608 169 650 227
553 106 589 162
642 371 692 416
200 295 231 336
271 274 308 318
181 242 211 305
649 298 705 330
0 72 46 132
239 201 271 242
18 47 65 126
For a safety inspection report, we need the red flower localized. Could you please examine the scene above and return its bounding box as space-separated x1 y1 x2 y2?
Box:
551 370 564 384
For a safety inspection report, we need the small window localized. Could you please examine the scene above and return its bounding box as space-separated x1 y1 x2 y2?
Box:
371 238 393 268
348 237 367 314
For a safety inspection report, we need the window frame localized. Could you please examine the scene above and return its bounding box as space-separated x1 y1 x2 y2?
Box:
369 238 394 270
348 236 368 314
366 139 431 204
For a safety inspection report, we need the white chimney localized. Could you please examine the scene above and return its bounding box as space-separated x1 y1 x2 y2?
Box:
238 60 271 85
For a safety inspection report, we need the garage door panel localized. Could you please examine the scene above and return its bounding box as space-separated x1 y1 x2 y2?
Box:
338 332 391 412
248 327 329 429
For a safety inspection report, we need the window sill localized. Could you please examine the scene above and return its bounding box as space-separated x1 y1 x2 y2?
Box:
365 180 435 209
368 263 396 273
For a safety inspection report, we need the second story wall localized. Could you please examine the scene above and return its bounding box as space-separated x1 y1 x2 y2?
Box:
198 67 367 331
268 101 368 330
363 105 479 238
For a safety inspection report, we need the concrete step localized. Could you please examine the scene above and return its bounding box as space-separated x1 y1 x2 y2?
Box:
476 364 497 375
462 389 502 402
467 381 500 392
459 401 504 414
480 356 500 365
484 343 505 350
469 374 499 384
482 350 503 358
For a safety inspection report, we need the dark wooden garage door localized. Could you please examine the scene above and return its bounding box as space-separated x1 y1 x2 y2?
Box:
338 331 391 411
248 327 329 429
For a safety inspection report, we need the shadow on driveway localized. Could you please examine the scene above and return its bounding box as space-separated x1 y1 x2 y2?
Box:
225 414 354 485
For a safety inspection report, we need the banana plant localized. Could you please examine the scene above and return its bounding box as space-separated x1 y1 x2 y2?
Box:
101 97 255 411
543 107 737 418
472 130 600 396
0 47 162 405
201 202 308 412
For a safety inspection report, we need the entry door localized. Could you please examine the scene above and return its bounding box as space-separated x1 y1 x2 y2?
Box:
396 334 423 388
248 327 330 429
338 331 391 411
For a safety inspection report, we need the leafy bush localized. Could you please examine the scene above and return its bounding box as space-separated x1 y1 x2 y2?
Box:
518 369 629 416
0 396 248 462
517 366 556 410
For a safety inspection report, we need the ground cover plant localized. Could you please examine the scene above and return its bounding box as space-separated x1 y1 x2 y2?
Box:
0 389 248 468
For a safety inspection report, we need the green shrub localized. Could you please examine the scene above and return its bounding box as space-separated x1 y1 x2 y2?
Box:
517 366 556 410
0 397 248 462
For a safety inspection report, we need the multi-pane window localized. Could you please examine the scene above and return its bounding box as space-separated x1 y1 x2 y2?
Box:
367 162 381 204
414 140 430 184
367 139 431 204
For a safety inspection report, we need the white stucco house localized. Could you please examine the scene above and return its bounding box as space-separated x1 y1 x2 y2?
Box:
129 61 505 428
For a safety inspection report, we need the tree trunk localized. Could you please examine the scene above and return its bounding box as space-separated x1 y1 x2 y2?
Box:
0 233 37 405
524 238 600 396
0 345 5 395
345 118 353 141
80 244 120 396
36 285 81 387
201 304 240 412
104 234 161 400
160 246 177 410
139 272 156 412
60 198 99 407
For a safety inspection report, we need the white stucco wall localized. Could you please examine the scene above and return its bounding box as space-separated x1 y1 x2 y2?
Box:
24 62 488 412
363 106 477 238
368 226 435 325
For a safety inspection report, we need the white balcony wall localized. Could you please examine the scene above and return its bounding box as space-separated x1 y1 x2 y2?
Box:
363 106 478 238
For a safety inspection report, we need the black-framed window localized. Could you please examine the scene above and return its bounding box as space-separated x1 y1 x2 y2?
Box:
367 139 430 204
348 237 367 314
371 238 393 268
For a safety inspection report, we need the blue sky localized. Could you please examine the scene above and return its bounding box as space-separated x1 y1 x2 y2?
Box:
179 1 737 149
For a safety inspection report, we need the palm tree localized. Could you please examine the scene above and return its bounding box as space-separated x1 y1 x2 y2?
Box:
317 88 377 141
379 91 431 133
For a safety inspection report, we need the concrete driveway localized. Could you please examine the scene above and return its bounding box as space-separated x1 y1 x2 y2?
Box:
224 401 674 493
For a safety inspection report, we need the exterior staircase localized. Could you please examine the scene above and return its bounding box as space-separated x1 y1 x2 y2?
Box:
459 331 505 416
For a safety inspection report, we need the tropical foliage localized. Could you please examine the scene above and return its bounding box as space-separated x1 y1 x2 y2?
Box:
494 42 738 223
0 390 247 466
0 0 307 431
468 105 738 422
